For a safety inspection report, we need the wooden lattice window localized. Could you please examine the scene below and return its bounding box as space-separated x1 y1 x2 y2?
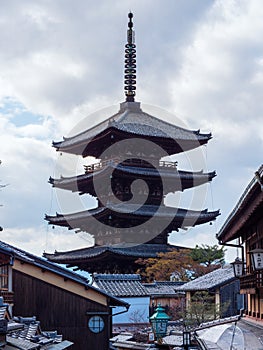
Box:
0 265 8 290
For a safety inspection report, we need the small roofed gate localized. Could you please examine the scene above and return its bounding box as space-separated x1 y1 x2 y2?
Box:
12 270 112 350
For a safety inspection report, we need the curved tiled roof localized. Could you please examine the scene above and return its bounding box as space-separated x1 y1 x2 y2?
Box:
44 243 185 262
93 273 148 297
45 203 219 228
53 101 211 155
49 164 216 194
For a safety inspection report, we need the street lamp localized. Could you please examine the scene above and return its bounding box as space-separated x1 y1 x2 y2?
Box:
183 330 191 349
231 257 244 277
149 304 170 342
249 248 263 271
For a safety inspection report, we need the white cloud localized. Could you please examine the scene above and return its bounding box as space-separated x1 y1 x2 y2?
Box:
1 225 91 257
0 0 262 264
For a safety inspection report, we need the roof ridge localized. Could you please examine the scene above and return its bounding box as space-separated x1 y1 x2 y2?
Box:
218 164 263 238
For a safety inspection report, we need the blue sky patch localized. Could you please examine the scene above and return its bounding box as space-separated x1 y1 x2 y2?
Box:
0 97 43 127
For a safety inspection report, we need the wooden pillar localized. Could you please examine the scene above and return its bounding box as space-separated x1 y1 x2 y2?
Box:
186 292 191 309
215 289 220 319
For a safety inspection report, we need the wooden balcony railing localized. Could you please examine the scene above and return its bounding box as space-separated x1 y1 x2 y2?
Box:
239 272 263 293
84 158 178 173
0 290 14 304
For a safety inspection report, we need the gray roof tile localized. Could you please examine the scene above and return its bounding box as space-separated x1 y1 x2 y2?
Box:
177 266 235 291
0 240 128 308
54 101 211 150
44 243 185 261
143 281 185 296
94 274 148 297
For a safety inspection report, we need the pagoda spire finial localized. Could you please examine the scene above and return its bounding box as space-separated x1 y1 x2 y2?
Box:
124 12 136 102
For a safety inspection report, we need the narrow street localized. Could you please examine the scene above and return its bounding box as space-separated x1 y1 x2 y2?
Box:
197 319 263 349
238 320 263 350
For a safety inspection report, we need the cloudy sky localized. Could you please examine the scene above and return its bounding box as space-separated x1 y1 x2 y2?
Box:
0 0 262 263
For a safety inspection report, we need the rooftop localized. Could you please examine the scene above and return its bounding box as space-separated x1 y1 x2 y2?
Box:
93 274 148 297
53 101 212 156
6 316 73 349
217 164 263 243
143 281 185 296
45 204 220 231
177 266 235 292
44 243 187 262
50 164 216 194
0 240 128 308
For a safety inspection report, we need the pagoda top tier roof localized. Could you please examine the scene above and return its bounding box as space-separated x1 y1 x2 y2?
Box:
53 101 212 157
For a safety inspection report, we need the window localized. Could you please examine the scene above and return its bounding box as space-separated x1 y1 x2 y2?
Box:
88 316 105 333
0 265 8 290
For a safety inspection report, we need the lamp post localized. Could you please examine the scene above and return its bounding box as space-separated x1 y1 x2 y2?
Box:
231 257 244 277
249 248 263 271
183 330 191 349
149 304 170 343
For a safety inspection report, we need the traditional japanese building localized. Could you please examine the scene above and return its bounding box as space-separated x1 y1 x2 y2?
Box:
44 13 219 273
0 240 128 350
177 266 240 319
217 165 263 322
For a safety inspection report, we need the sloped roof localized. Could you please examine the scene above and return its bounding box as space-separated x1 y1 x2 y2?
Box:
176 266 235 292
217 164 263 243
0 240 128 307
93 274 148 297
45 204 219 231
6 316 74 349
44 243 187 263
53 101 211 154
50 164 216 194
143 281 185 297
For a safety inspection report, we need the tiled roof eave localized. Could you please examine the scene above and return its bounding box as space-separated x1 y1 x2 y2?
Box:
52 103 212 155
44 243 186 262
217 165 263 242
177 268 235 292
45 205 220 223
218 186 263 243
50 167 216 192
0 240 129 307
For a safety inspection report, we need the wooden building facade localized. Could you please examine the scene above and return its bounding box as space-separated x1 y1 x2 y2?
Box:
177 266 240 320
0 240 129 349
217 165 263 322
143 281 185 317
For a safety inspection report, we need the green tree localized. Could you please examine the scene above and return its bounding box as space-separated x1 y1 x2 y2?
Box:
190 244 225 269
183 291 230 328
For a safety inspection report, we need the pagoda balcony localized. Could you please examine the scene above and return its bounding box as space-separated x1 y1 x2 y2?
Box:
0 290 14 304
239 272 263 294
84 158 178 173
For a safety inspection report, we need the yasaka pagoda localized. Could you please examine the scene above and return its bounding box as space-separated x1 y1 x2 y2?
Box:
44 13 219 273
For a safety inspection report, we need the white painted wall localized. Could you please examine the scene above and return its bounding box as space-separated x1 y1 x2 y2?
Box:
113 296 150 324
